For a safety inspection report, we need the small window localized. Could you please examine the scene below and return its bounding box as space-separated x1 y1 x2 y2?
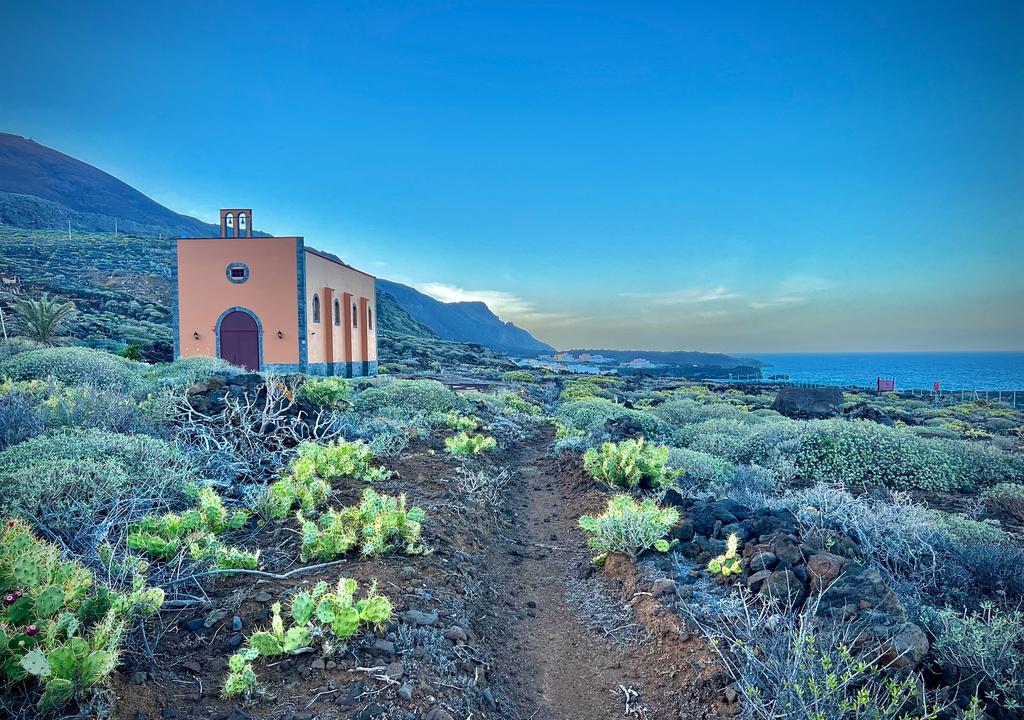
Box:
225 262 250 284
352 303 358 328
368 307 373 330
334 299 340 326
312 294 321 323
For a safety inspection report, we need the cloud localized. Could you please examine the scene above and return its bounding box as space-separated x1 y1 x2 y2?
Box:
778 274 832 294
417 282 566 323
750 296 806 310
620 286 743 305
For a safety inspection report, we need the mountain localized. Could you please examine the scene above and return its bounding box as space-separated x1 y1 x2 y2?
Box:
375 289 437 339
0 132 556 356
378 279 555 356
0 133 225 237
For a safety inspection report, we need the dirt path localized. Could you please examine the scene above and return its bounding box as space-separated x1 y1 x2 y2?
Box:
478 434 662 720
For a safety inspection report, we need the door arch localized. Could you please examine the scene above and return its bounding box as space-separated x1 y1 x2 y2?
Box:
216 307 262 371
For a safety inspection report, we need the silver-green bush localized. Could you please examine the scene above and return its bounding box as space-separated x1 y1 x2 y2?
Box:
0 346 146 395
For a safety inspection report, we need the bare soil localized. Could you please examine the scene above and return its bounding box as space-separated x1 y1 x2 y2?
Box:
109 427 725 720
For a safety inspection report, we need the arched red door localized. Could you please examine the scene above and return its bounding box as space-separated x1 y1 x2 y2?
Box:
219 310 260 370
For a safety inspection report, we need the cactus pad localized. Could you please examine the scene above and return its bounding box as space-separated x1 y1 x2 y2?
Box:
19 648 51 677
35 586 65 616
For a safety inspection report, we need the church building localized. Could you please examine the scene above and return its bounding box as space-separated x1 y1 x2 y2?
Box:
174 209 377 376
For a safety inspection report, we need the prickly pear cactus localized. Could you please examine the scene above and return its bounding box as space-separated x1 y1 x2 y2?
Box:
19 648 51 677
36 586 65 616
13 554 42 588
38 677 75 712
290 592 316 626
249 631 282 657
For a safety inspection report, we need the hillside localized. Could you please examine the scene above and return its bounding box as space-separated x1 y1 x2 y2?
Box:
379 278 554 356
0 133 225 237
0 227 454 363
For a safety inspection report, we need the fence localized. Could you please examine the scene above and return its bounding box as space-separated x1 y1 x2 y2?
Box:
708 376 1022 408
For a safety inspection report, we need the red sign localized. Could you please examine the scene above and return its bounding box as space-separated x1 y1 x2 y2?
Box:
933 381 940 393
877 377 895 392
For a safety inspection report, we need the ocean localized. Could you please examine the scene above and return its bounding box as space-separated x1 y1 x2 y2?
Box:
744 352 1024 391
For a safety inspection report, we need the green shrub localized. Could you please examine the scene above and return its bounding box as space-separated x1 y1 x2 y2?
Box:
496 392 542 416
556 398 673 441
145 356 242 391
503 370 536 383
0 519 163 713
700 601 938 720
559 378 613 402
924 604 1024 714
583 437 680 490
444 431 497 456
0 429 194 533
222 578 391 699
352 378 462 418
666 447 737 490
441 411 480 431
982 482 1024 523
796 419 1023 492
297 488 426 561
578 494 679 562
0 347 145 395
298 377 351 408
115 344 142 361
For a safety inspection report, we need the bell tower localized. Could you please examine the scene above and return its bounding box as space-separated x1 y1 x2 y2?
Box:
219 209 253 238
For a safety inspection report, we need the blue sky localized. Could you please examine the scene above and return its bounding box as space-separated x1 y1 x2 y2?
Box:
2 1 1021 352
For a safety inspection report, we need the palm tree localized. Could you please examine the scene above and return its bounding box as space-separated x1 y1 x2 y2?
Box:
13 294 77 344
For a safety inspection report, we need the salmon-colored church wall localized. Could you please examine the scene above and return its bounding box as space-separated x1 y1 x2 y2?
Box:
176 237 301 365
303 250 377 364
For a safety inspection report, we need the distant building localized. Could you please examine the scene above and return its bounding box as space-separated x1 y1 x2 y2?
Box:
577 353 592 362
174 208 377 376
622 358 654 368
554 352 576 361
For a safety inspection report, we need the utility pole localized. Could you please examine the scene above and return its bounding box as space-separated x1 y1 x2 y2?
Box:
0 303 8 344
115 218 118 238
68 219 72 241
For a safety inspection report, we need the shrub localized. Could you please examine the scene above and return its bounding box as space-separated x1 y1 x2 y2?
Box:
503 370 536 383
145 356 243 391
923 604 1024 714
441 411 479 431
116 344 143 361
578 494 679 562
796 419 1023 492
496 392 542 416
0 519 163 713
556 398 673 442
298 376 351 408
692 596 938 720
298 488 426 561
0 347 145 395
982 483 1024 524
445 431 497 456
559 378 612 402
352 378 462 419
0 379 47 449
0 429 194 537
127 487 257 570
223 578 391 698
583 438 680 490
667 447 737 490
